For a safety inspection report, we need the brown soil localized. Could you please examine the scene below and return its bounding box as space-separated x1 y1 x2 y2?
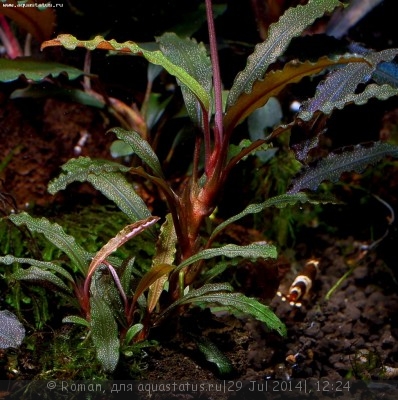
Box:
144 235 398 382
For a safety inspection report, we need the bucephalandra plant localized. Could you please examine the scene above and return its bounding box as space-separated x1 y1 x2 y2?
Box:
2 0 398 373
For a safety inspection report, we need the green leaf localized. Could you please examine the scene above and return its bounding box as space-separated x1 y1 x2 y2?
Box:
157 32 212 127
48 157 130 192
0 310 25 349
48 157 152 223
210 193 334 241
124 323 144 345
177 243 277 271
188 292 287 337
227 0 343 108
145 93 172 130
158 283 286 337
0 255 75 283
12 266 72 294
9 212 89 274
110 128 165 179
147 214 177 313
195 337 233 376
62 315 90 327
157 283 234 319
288 141 398 193
299 48 398 121
120 257 136 295
42 34 210 111
0 58 84 83
10 85 105 108
90 296 120 372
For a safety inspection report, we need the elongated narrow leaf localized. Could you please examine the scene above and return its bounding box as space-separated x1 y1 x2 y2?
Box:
9 212 89 274
300 83 398 120
124 323 144 345
0 310 25 349
86 216 160 285
42 35 210 110
147 214 177 313
48 157 152 222
209 193 335 241
156 283 234 320
288 141 398 193
11 86 105 108
227 0 343 107
299 48 398 121
177 243 277 272
120 257 136 294
187 292 287 337
62 315 90 327
0 255 74 283
158 32 212 126
132 263 175 307
48 157 130 192
0 58 84 83
110 128 165 178
12 266 72 293
158 283 286 337
90 296 120 372
224 55 365 131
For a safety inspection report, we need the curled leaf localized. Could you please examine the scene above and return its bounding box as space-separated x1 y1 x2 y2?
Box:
41 34 210 111
288 141 398 193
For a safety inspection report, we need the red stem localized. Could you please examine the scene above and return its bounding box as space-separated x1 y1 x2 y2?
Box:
205 0 223 148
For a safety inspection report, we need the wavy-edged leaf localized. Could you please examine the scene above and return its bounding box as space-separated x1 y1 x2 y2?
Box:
196 337 233 376
86 216 160 290
299 48 398 121
158 283 285 337
157 32 212 126
158 283 234 315
90 296 119 372
124 323 144 345
48 157 130 193
301 83 398 120
0 58 85 83
0 310 25 349
210 193 335 241
62 315 90 327
188 292 287 337
48 157 151 223
9 212 88 274
227 0 343 108
110 128 165 179
41 34 210 111
177 243 277 271
225 55 365 131
288 141 398 193
12 266 72 293
0 255 74 283
147 214 177 313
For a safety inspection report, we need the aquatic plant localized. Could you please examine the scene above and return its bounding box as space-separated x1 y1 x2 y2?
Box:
2 0 398 373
